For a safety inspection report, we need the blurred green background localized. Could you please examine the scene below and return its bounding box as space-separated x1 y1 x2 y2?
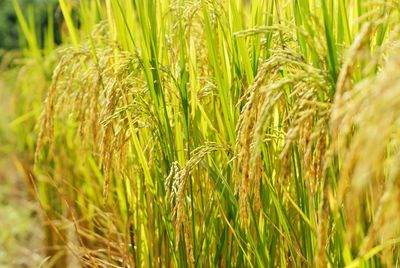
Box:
0 0 59 49
0 1 60 266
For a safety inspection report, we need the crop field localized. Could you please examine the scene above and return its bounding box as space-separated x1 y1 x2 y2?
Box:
0 0 399 267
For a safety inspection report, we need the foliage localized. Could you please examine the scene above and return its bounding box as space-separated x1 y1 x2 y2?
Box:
0 0 58 49
6 0 400 267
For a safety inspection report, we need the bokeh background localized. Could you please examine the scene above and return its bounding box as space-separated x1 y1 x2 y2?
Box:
0 1 56 266
0 0 60 49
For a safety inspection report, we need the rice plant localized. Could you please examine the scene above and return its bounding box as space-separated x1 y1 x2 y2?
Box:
4 0 400 267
